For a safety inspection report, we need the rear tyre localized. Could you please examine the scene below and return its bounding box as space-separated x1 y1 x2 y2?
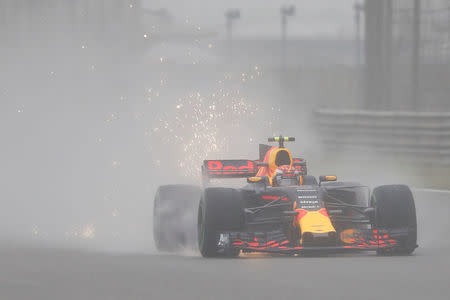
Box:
372 185 417 255
153 185 201 252
198 188 243 258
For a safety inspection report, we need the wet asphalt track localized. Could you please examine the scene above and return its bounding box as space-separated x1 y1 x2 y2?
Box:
1 189 449 300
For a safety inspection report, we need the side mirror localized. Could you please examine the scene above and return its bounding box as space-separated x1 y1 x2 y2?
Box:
319 175 337 183
247 176 263 183
247 176 270 186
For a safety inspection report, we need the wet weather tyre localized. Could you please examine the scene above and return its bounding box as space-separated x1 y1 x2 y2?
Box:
153 185 201 252
372 185 417 255
198 188 243 258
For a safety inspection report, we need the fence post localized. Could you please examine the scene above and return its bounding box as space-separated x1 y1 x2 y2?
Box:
412 0 421 111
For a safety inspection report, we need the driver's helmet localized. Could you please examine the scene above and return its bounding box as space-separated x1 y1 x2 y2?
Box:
273 165 300 186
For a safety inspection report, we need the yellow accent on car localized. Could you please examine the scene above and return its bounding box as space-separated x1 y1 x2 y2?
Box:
298 211 336 242
247 176 262 182
268 148 293 171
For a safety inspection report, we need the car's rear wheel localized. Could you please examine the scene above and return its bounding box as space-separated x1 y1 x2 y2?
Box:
372 185 417 255
153 185 201 252
198 188 243 257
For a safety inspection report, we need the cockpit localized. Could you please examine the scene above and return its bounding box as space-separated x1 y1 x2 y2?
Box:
272 165 300 186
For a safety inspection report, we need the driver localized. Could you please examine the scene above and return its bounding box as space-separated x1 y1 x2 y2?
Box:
273 165 302 186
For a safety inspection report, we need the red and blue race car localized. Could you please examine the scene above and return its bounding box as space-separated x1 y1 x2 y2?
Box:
154 136 417 257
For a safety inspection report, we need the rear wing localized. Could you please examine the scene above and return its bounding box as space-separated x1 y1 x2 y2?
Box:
202 158 307 180
202 160 258 179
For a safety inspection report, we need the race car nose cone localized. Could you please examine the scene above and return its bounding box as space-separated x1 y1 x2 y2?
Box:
297 209 337 246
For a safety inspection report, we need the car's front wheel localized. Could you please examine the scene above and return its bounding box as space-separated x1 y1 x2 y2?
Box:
372 185 417 255
198 188 243 257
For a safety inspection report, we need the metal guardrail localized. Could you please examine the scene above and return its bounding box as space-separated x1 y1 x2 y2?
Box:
314 109 450 164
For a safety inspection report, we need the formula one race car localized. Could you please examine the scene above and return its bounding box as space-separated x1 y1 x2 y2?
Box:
153 136 418 257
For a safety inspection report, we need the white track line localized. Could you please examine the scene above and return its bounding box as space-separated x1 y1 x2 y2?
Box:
413 188 450 194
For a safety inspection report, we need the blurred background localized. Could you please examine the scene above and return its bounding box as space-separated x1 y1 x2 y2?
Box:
0 0 449 251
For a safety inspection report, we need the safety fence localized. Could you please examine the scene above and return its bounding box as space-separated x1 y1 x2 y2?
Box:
314 109 450 164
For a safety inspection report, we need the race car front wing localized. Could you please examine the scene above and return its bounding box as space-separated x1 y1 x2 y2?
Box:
224 229 400 255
